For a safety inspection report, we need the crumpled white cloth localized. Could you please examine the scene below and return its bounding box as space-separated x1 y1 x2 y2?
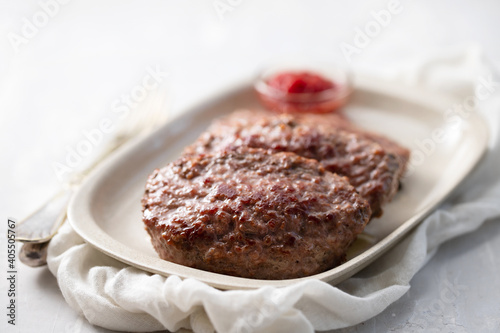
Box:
47 48 500 333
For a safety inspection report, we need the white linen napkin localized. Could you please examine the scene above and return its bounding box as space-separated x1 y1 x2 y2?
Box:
47 48 500 333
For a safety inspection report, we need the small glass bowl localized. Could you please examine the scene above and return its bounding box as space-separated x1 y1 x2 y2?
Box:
254 63 352 113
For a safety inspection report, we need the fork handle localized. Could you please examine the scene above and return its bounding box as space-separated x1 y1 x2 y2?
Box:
15 189 72 243
19 242 50 267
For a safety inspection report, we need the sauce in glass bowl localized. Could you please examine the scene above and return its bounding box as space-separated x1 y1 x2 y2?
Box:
255 66 352 113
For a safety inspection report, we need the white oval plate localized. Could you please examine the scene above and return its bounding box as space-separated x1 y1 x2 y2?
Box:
68 75 488 290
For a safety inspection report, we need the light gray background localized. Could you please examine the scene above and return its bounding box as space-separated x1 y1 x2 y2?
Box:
1 0 499 332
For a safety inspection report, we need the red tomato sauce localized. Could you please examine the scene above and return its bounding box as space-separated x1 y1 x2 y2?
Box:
267 71 335 94
256 70 349 114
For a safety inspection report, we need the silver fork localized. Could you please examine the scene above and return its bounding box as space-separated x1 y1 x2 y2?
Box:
17 84 171 266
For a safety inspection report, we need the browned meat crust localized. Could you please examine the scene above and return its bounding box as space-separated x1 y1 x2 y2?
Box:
184 110 409 217
142 147 371 279
295 112 410 169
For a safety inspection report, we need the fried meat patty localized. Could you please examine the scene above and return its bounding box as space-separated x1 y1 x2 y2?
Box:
295 111 410 168
184 110 409 217
142 147 371 279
